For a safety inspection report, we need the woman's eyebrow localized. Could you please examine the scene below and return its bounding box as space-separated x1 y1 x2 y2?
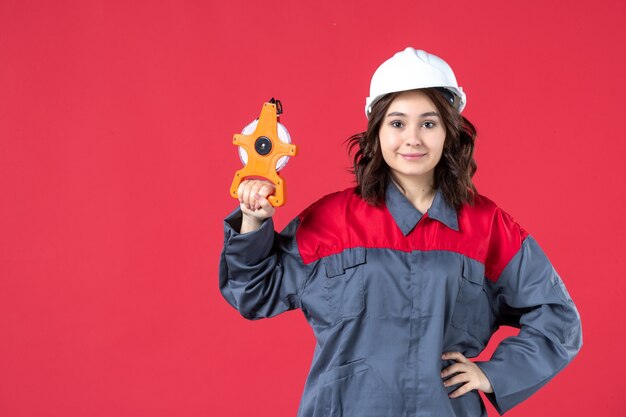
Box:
386 111 440 118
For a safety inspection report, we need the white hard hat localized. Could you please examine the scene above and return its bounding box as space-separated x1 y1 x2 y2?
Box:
365 47 466 117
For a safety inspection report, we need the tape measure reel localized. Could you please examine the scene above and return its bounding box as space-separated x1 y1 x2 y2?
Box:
238 119 292 171
230 99 298 207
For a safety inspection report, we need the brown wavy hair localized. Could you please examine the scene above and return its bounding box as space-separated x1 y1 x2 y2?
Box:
347 88 477 209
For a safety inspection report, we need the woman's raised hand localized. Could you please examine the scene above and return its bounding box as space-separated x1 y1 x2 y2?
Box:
237 179 276 233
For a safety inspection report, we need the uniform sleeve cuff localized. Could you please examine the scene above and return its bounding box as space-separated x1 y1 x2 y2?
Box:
224 208 275 263
475 361 505 415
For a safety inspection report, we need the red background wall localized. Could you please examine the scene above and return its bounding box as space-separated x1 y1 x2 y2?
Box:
1 1 624 416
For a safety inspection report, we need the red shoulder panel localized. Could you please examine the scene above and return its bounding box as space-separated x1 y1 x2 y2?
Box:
482 203 530 281
295 189 528 282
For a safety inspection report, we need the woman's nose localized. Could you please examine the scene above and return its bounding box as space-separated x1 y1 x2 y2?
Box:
404 128 422 146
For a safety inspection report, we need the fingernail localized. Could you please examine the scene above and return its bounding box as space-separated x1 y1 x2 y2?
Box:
254 193 261 200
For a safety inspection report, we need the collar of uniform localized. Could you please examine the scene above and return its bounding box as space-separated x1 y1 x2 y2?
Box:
385 181 459 235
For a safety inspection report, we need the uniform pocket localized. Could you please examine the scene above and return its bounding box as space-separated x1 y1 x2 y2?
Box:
324 247 366 322
320 358 370 384
451 258 494 346
313 359 392 417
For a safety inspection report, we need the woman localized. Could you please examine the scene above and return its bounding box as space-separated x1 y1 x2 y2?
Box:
219 47 582 417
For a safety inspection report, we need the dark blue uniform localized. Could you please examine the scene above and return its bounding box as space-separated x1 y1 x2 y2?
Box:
219 183 582 417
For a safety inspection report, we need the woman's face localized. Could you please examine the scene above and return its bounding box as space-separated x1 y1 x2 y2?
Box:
378 89 446 187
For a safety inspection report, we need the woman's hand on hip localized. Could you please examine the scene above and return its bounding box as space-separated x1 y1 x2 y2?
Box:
441 351 494 398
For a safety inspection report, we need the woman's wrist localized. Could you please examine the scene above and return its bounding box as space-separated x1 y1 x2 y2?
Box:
240 212 264 234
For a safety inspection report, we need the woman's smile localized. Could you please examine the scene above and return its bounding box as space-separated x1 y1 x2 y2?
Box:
399 152 427 160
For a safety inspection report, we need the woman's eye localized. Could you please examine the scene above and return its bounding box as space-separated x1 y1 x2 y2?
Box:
390 121 404 128
422 121 436 128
